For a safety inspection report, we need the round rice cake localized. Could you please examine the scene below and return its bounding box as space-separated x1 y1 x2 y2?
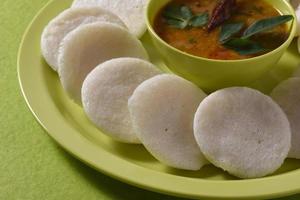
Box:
271 78 300 159
41 7 126 71
82 58 161 143
128 74 208 170
58 22 148 104
194 87 291 178
72 0 148 38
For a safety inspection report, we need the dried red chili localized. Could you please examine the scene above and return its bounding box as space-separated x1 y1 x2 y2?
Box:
207 0 237 31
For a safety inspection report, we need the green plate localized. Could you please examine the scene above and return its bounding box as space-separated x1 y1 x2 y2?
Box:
18 0 300 199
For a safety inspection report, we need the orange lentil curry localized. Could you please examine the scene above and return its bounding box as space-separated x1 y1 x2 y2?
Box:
154 0 290 60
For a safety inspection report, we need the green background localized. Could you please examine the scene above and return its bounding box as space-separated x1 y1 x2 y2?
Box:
0 0 299 199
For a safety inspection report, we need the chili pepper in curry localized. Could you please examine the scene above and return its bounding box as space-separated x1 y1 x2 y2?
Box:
207 0 237 31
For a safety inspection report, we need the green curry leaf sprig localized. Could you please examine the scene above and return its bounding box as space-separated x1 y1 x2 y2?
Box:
242 15 294 39
224 38 266 55
220 15 293 55
163 5 209 29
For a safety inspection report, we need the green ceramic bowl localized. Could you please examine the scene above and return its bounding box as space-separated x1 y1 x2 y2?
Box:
146 0 297 92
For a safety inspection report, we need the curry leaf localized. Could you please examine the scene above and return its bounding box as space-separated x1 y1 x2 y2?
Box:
219 22 244 43
224 38 266 55
242 15 293 39
163 5 208 29
189 13 209 27
166 19 189 29
163 5 186 21
180 6 193 19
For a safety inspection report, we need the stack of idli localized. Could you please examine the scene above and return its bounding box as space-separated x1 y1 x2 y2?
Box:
41 7 126 71
58 22 148 103
40 0 299 179
41 1 152 142
41 0 149 103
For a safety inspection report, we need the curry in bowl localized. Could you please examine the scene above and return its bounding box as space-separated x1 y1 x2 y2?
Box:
154 0 293 60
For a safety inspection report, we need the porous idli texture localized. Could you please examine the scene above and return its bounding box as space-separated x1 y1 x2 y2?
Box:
58 22 148 104
82 58 161 143
72 0 148 38
128 74 208 170
271 78 300 159
41 7 126 71
194 87 291 178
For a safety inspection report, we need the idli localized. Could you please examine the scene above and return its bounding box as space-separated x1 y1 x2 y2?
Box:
82 58 161 143
128 74 208 170
58 22 148 104
41 7 126 71
271 78 300 159
72 0 148 38
194 87 291 178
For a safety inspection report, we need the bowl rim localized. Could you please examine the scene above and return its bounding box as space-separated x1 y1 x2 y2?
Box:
145 0 297 63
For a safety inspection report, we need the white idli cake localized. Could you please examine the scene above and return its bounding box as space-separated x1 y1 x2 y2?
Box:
58 22 148 104
194 87 291 178
82 58 161 144
128 74 208 170
41 7 126 71
72 0 148 38
271 78 300 159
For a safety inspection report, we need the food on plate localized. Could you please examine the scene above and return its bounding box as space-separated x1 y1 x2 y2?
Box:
41 7 126 71
128 74 208 170
193 87 291 178
38 0 299 178
271 78 300 159
58 22 148 104
82 58 161 143
154 0 293 60
72 0 148 38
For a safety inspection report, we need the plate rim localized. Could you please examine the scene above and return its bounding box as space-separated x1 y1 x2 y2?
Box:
17 0 300 199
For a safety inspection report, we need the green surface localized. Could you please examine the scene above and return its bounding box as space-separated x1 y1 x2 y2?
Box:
1 0 300 199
